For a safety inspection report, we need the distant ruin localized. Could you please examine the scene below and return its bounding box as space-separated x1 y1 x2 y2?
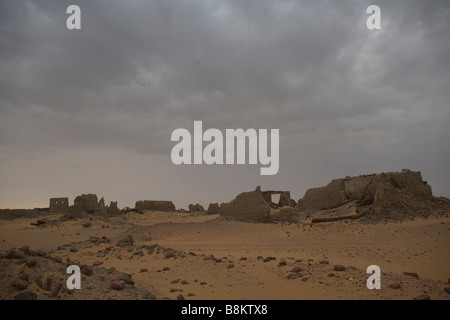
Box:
49 198 69 214
219 187 271 223
1 169 448 223
206 203 220 215
261 191 296 208
188 204 205 212
135 200 176 212
66 194 124 218
297 169 449 222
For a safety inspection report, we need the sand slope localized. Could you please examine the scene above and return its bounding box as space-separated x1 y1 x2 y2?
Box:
0 211 449 300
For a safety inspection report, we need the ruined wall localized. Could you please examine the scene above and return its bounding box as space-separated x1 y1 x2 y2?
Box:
206 203 220 214
108 201 122 215
262 191 295 208
135 200 176 212
298 169 437 220
0 209 40 220
74 194 99 213
219 188 271 223
301 179 347 211
49 197 69 214
189 204 205 212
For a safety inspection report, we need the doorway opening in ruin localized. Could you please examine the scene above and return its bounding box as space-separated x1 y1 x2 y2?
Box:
271 194 280 204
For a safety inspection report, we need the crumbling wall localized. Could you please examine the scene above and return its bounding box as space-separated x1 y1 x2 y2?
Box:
262 191 295 208
219 187 271 223
189 204 205 212
206 203 220 215
49 198 69 214
301 179 347 211
108 201 122 215
74 194 99 213
300 169 433 212
135 200 176 212
298 169 441 222
0 209 41 220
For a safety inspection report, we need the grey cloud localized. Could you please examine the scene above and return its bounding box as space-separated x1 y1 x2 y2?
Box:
0 0 449 208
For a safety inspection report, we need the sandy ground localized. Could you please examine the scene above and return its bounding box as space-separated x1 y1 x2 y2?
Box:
0 211 449 300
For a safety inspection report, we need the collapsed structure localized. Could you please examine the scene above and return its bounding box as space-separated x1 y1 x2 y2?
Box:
297 169 449 222
65 194 123 218
1 169 448 223
135 200 176 212
218 186 296 222
188 204 205 212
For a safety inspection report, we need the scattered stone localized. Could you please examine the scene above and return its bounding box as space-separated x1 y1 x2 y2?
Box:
13 278 28 290
200 282 207 285
165 251 175 259
403 272 419 278
389 282 401 289
107 267 116 273
227 264 235 269
93 260 103 267
116 235 134 247
278 260 287 266
69 247 78 253
163 267 170 271
257 256 264 261
80 264 93 276
215 258 222 263
170 288 183 292
50 282 63 298
188 293 195 297
291 266 303 273
14 292 37 300
287 273 302 280
111 280 126 290
444 287 450 294
414 294 431 300
328 273 334 277
12 250 26 259
36 249 47 257
140 268 148 273
266 257 276 261
189 251 197 256
334 265 346 272
140 288 156 300
181 280 190 285
25 258 38 267
20 266 29 281
20 246 30 254
51 256 62 263
177 294 185 300
45 277 52 291
171 279 181 284
82 222 92 228
123 279 135 285
319 260 329 265
31 220 46 226
345 266 356 270
240 257 247 261
302 277 310 282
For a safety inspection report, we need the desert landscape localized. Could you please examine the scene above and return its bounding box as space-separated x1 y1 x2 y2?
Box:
1 169 449 300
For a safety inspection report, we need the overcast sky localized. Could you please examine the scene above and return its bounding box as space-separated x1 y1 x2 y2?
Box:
1 0 449 209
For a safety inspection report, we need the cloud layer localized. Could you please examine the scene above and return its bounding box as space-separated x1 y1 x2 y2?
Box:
1 0 449 208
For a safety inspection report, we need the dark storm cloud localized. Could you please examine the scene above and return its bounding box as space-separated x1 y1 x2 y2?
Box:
0 0 449 208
